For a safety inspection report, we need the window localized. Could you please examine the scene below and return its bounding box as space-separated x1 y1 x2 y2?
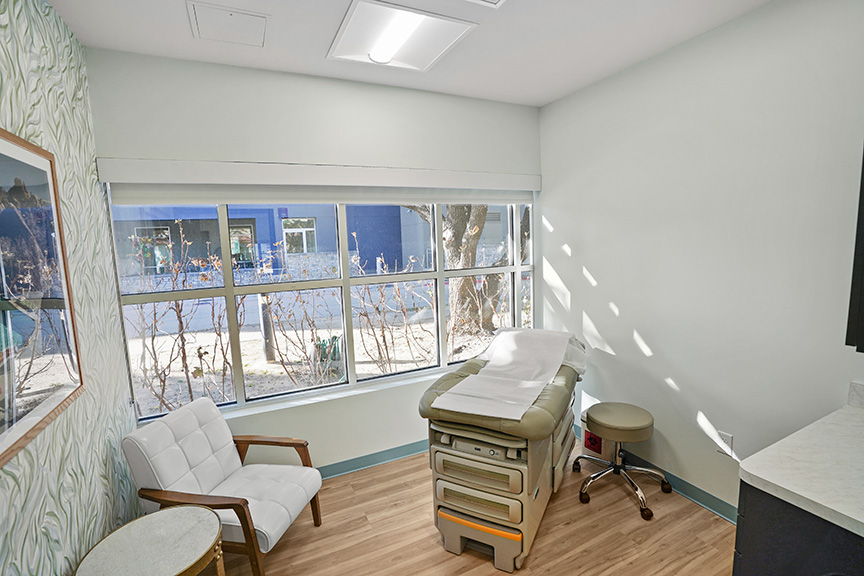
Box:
111 198 533 418
113 205 223 295
229 224 255 268
346 205 433 276
283 217 317 254
133 226 171 274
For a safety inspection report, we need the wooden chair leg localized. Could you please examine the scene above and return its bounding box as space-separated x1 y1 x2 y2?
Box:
311 494 322 527
246 541 266 576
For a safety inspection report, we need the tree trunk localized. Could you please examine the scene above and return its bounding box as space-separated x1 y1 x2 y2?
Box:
443 205 487 334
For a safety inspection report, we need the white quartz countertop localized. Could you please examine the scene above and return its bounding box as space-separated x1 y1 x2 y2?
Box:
739 383 864 538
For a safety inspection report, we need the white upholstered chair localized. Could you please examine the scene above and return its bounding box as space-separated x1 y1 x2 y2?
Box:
121 397 322 576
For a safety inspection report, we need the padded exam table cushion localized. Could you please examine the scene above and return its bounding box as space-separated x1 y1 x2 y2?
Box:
418 359 579 441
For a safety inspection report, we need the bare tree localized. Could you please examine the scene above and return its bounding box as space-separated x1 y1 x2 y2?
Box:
402 204 530 334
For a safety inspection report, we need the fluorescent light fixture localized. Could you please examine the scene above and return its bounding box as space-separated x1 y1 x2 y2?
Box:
368 10 423 64
464 0 508 7
328 0 476 71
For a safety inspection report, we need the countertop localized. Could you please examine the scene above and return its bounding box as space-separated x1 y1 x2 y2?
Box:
738 382 864 537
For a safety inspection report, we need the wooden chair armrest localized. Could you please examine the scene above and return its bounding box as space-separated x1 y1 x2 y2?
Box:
233 434 314 467
138 488 262 558
138 488 248 511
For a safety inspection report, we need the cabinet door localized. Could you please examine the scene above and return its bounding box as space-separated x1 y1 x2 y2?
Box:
733 481 864 576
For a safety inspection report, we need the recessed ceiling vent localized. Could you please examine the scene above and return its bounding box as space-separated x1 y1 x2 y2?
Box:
186 1 268 47
463 0 508 7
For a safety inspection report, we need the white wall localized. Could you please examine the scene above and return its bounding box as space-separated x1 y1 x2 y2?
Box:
85 48 540 175
224 381 430 468
539 0 864 504
85 48 540 466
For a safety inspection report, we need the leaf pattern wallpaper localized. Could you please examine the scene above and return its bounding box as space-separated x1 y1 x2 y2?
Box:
0 0 139 574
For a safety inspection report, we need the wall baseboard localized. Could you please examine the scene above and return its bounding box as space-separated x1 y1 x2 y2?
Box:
621 450 738 524
320 432 738 525
319 440 429 479
572 423 738 524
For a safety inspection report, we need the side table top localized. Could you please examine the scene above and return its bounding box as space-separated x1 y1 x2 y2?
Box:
76 505 221 576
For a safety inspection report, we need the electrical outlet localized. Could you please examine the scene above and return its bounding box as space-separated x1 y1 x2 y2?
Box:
717 431 733 456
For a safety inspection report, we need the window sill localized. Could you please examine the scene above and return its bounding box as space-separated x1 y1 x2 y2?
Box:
220 364 459 422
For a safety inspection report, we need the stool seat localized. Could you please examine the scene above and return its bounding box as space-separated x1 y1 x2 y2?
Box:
586 402 653 443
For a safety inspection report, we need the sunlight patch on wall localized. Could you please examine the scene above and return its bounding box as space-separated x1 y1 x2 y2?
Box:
608 302 620 317
543 257 571 311
582 266 598 287
581 389 601 414
542 215 554 232
632 329 653 357
561 243 571 257
582 311 615 355
664 377 681 392
696 410 740 461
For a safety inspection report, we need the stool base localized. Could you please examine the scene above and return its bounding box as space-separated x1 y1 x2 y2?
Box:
572 442 672 521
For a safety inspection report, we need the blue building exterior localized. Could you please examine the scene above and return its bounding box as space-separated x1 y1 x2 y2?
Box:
111 203 411 277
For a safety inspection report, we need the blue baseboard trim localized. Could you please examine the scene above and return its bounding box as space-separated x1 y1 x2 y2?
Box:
622 451 738 524
573 422 737 524
319 439 429 479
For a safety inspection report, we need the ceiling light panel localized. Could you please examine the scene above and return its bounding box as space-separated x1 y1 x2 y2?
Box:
187 1 267 47
463 0 508 7
328 0 476 72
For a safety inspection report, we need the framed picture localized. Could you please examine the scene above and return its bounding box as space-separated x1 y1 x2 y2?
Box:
0 127 83 468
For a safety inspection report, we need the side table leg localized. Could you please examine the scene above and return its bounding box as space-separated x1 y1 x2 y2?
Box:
215 541 226 576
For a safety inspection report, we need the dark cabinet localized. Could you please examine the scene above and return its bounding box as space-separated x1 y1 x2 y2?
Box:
733 480 864 576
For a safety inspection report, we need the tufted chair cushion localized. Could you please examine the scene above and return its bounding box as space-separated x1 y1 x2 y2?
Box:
211 464 322 552
123 398 243 513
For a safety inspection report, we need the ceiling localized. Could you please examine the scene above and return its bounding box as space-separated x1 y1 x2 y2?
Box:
49 0 774 107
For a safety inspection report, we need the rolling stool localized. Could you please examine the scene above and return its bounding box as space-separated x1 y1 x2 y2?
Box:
572 402 672 520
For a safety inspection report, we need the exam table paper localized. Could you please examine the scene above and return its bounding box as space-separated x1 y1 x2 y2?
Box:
431 329 570 420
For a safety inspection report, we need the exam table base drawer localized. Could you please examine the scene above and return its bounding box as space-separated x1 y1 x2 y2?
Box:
436 479 523 524
435 450 523 494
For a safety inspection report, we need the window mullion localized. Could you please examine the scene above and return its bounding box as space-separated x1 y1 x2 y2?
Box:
530 193 539 328
435 204 448 365
218 204 247 406
337 204 358 385
512 204 523 328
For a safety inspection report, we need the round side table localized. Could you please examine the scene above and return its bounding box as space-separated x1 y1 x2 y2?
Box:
75 505 225 576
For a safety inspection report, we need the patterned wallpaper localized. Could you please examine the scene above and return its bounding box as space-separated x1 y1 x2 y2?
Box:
0 0 138 574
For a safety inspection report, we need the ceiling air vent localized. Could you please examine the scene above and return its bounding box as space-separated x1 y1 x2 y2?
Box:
186 1 268 47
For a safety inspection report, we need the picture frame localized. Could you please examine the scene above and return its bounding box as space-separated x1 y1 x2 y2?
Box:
0 126 83 468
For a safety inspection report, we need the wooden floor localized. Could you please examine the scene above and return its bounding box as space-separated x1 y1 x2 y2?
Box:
204 453 735 576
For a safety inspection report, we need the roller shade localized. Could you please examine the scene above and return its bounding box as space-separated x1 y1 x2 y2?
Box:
99 158 538 205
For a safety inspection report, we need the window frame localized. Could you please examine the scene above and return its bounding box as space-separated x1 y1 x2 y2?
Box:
112 201 534 420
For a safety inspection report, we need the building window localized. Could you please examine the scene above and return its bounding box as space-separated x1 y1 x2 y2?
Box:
132 226 171 274
229 224 255 268
111 199 533 419
283 217 317 254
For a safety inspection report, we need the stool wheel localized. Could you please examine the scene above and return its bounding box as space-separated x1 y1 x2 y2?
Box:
661 481 672 493
579 492 590 504
572 461 581 472
640 507 653 521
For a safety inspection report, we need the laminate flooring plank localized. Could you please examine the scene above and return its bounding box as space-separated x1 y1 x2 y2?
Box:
203 452 735 576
